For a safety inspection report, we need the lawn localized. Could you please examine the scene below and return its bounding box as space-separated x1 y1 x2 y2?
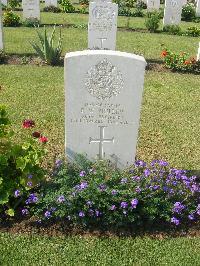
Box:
0 7 200 264
0 233 200 265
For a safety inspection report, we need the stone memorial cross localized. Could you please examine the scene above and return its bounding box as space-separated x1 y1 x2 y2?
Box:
22 0 40 21
163 0 183 26
88 0 118 50
65 50 146 168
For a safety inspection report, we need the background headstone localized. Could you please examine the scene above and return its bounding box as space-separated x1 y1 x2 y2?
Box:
88 0 118 50
65 50 146 168
45 0 58 7
163 0 183 26
182 0 187 5
147 0 160 10
1 0 7 6
22 0 40 20
0 1 3 51
196 0 200 17
197 42 200 61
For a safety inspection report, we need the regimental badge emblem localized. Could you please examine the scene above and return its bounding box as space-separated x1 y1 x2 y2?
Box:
85 59 124 100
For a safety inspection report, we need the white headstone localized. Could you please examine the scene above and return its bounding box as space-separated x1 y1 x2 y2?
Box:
45 0 58 7
65 50 146 169
1 0 7 6
0 1 3 51
88 0 118 50
147 0 160 10
196 0 200 17
163 0 183 26
197 42 200 61
22 0 40 20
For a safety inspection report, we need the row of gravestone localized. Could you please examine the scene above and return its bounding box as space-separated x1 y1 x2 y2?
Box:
1 0 200 25
1 0 57 8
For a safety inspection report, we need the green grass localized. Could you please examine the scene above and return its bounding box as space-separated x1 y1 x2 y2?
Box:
0 66 199 170
3 11 199 59
0 233 200 265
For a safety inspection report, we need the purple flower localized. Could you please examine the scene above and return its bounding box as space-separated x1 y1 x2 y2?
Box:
188 214 195 220
21 208 29 215
111 189 118 195
95 210 101 217
120 201 128 209
121 178 128 184
55 159 62 168
135 160 146 168
79 211 85 217
26 193 38 204
14 190 21 198
190 184 200 193
131 199 138 208
110 205 116 211
57 195 65 203
28 174 33 179
44 211 51 219
173 202 185 214
135 187 141 193
159 160 168 167
171 217 180 226
79 171 86 177
144 169 151 177
80 181 88 190
86 201 93 207
27 181 32 187
88 209 94 216
131 176 140 182
98 184 107 192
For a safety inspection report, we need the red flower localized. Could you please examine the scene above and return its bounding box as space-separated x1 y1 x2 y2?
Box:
184 60 191 65
22 119 35 129
32 131 41 138
161 50 168 57
39 136 48 144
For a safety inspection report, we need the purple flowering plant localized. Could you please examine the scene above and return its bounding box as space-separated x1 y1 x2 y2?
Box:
0 105 47 217
32 157 199 229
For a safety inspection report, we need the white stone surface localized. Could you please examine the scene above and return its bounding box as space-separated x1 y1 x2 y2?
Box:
147 0 160 10
1 0 7 6
182 0 187 5
88 1 118 50
163 0 183 26
196 0 200 17
65 50 146 168
0 1 3 50
45 0 57 7
22 0 40 20
197 42 200 61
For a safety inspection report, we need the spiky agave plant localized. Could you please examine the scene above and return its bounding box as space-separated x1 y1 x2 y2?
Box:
31 25 62 66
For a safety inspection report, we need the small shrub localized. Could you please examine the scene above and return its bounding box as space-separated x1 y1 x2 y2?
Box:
8 0 20 10
145 11 160 32
77 4 88 14
136 0 147 9
0 50 5 64
186 26 200 37
0 105 47 217
163 25 181 35
182 3 195 21
60 0 75 13
133 7 144 17
31 26 62 66
32 157 200 229
23 18 40 27
161 48 200 74
3 10 20 27
43 5 61 13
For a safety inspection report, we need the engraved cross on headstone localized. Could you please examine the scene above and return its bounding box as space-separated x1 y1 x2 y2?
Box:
89 126 114 159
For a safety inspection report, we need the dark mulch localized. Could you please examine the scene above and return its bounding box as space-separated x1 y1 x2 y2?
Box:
0 216 200 238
